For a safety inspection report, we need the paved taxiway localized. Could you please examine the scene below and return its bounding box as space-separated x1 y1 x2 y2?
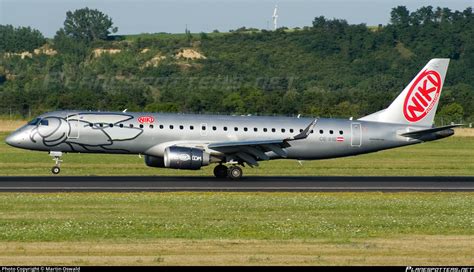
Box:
0 176 472 192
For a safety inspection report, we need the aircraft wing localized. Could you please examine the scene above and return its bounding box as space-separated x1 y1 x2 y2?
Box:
207 119 317 166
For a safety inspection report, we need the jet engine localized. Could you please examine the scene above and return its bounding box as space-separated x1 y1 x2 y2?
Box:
144 155 165 168
163 146 210 170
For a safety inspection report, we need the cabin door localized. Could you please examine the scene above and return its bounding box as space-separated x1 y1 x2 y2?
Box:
67 114 81 139
351 123 361 147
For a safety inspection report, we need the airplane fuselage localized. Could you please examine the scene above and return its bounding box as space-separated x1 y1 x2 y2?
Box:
6 110 446 161
4 59 456 178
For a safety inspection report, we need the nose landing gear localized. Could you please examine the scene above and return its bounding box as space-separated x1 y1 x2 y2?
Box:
49 151 63 175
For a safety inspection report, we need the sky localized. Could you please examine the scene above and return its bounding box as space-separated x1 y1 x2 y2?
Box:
0 0 472 38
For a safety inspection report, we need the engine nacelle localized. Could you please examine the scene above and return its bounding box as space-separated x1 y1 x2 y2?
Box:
144 155 165 168
164 146 210 170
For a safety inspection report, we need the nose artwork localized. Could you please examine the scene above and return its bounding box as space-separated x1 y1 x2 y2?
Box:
27 113 144 153
30 117 68 146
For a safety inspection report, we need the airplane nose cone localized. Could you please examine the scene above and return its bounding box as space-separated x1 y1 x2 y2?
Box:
5 131 23 147
5 133 14 146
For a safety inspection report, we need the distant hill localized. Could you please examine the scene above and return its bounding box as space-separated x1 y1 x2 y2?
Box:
0 6 472 125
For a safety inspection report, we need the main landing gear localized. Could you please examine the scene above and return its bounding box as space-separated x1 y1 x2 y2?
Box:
213 164 228 178
227 166 243 179
213 164 243 180
49 151 63 175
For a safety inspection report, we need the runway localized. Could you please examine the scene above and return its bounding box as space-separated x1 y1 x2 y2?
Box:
0 176 472 192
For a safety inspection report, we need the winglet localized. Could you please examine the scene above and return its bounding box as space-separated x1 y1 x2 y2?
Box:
287 118 318 141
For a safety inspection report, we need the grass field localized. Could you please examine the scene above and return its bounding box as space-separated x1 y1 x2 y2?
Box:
1 131 473 176
0 122 472 265
0 192 472 265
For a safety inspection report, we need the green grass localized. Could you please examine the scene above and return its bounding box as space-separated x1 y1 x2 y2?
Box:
0 130 472 265
0 132 473 176
0 192 471 242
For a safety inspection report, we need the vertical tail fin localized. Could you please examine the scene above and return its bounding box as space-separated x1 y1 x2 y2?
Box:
359 58 450 127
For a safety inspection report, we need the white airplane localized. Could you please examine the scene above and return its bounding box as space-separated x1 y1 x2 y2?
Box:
6 59 461 179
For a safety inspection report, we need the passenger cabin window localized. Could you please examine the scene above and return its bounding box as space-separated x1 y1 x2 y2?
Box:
212 126 217 131
290 129 294 133
110 124 114 128
244 127 248 132
300 129 303 133
281 128 285 133
223 127 228 131
119 124 123 128
90 123 94 127
339 130 343 135
129 124 133 128
159 125 164 129
329 130 334 134
139 124 143 128
190 125 194 130
271 128 276 133
319 130 323 134
254 128 258 132
149 125 154 129
263 128 267 132
179 125 184 130
100 124 104 128
234 127 238 131
169 125 173 129
202 125 206 130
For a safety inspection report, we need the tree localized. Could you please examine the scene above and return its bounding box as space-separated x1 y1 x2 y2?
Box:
0 25 45 52
411 6 435 25
53 28 88 57
438 103 464 123
62 7 118 43
312 16 327 28
390 6 410 26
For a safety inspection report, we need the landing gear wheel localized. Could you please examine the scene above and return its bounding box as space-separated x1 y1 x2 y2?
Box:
214 164 228 178
49 151 63 175
227 166 243 180
51 166 60 175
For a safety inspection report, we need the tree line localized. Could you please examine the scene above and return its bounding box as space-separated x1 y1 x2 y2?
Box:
0 6 472 125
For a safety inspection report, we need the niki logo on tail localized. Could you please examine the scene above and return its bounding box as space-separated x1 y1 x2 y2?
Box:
403 69 442 122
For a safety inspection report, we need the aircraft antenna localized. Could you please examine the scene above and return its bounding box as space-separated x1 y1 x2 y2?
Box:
272 4 278 30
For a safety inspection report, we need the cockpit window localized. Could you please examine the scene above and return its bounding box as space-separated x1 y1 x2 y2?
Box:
28 118 41 126
40 119 49 126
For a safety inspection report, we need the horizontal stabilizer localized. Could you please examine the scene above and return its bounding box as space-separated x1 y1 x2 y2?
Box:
400 124 463 137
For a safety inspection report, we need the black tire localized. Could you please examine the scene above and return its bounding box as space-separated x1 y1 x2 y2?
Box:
213 164 228 178
51 166 60 175
227 166 243 180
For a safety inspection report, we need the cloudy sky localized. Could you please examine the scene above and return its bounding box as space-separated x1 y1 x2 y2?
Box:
0 0 472 37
